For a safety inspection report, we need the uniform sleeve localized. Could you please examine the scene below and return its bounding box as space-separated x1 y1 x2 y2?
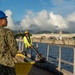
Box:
6 29 18 57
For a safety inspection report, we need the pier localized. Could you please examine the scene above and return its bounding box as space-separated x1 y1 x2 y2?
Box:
32 33 75 39
32 37 75 46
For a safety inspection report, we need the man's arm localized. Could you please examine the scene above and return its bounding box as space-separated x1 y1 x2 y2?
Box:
6 29 18 57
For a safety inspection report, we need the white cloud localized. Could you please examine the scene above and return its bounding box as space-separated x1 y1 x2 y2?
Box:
67 12 75 22
5 9 75 32
5 10 20 30
5 10 14 29
51 0 63 5
48 12 67 29
20 10 68 30
34 10 48 26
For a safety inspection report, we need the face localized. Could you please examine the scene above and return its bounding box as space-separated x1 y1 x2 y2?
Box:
0 18 7 27
25 33 29 36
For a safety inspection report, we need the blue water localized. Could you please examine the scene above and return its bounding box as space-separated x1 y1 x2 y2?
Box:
32 43 74 73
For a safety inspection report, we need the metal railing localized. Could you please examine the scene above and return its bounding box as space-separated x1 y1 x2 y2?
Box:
46 44 74 75
16 38 75 75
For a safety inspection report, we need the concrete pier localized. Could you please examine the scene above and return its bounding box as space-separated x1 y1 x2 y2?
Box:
32 38 75 46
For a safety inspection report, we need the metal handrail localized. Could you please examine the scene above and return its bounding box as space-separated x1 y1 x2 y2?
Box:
47 44 75 75
16 38 75 75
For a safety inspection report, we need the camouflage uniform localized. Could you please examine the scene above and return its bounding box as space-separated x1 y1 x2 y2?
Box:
0 27 18 75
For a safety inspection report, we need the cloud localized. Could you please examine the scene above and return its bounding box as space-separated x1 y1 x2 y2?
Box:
20 10 68 31
50 0 75 16
51 0 74 6
5 10 20 30
5 9 75 32
5 10 14 28
66 12 75 32
48 12 67 29
51 0 63 5
67 12 75 22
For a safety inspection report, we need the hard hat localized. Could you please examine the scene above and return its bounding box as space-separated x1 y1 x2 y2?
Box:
0 11 7 19
16 54 26 58
25 30 29 34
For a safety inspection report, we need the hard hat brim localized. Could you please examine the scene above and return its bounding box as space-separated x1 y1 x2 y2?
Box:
25 32 29 34
0 16 8 19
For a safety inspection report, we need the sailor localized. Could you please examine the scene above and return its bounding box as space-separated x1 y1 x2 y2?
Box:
0 10 18 75
23 30 32 56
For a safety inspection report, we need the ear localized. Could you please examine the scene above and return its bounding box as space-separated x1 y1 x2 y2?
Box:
0 19 1 22
0 19 3 22
0 19 3 25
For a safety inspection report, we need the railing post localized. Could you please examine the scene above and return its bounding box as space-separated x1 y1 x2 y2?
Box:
58 45 61 71
18 38 22 51
18 39 21 51
36 43 38 49
73 47 75 75
22 42 24 52
17 40 19 50
46 44 50 61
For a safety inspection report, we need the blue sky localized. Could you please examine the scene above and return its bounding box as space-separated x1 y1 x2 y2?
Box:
0 0 52 21
0 0 75 32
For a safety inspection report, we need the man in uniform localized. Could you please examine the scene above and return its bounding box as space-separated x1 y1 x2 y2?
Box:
0 10 18 75
23 30 32 56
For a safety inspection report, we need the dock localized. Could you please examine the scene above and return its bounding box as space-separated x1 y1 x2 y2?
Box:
32 37 75 46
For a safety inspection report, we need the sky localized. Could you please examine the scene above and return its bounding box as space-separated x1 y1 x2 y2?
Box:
0 0 75 33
